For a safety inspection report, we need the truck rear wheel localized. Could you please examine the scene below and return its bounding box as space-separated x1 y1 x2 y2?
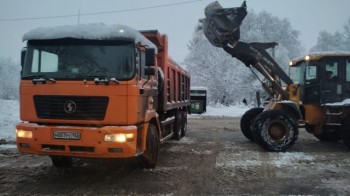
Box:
172 111 182 140
240 107 264 141
140 123 159 169
252 110 298 152
181 111 188 137
50 156 72 168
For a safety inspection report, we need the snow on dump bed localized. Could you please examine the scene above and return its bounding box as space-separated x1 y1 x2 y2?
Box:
23 23 157 51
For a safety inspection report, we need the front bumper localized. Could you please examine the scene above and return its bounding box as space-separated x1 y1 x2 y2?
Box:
16 123 138 158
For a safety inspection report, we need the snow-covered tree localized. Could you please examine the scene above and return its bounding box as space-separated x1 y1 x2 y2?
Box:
184 10 304 105
310 18 350 52
0 58 20 100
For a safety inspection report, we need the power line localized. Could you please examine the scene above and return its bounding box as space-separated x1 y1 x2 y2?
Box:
0 0 203 22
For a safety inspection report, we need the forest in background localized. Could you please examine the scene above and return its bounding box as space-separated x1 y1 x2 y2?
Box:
1 10 350 104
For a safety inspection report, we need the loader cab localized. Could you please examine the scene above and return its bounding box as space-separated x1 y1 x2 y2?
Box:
290 53 350 105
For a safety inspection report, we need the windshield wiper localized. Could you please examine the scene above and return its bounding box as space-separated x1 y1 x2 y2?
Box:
22 75 56 84
32 77 56 84
94 77 120 85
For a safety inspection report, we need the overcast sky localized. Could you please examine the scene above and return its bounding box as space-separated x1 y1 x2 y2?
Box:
0 0 349 64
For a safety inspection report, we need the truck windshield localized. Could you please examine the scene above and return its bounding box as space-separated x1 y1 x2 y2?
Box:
22 39 135 80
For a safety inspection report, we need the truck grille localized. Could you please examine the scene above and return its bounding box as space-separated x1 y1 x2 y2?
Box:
34 96 109 120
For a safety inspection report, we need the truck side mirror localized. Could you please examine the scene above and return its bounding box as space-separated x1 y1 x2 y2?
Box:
21 48 26 68
145 48 155 66
144 67 156 76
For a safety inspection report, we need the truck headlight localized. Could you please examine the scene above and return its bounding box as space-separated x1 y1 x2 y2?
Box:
16 129 33 139
104 133 134 142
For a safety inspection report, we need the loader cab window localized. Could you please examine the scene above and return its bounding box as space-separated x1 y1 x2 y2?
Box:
305 62 317 84
324 61 338 81
346 59 350 82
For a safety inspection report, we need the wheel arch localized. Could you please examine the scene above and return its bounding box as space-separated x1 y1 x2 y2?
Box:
275 102 302 120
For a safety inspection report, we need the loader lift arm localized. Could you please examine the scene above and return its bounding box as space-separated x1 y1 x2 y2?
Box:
203 1 294 100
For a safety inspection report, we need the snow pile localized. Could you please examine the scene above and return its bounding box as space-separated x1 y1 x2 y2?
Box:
189 104 250 118
0 99 19 142
23 23 157 52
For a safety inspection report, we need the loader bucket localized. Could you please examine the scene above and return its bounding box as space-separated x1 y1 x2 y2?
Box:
203 1 247 47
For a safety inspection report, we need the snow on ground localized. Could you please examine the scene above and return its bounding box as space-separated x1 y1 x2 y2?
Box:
0 99 19 142
0 99 249 142
189 103 250 118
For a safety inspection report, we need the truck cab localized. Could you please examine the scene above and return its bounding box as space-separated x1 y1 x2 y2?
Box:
16 24 190 168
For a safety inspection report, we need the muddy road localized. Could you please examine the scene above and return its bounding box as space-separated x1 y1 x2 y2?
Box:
1 116 350 195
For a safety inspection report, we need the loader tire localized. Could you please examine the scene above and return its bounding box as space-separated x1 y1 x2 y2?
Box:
140 123 159 169
240 107 264 141
252 110 298 152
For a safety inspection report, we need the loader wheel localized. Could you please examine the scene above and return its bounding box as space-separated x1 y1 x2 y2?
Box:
252 110 298 152
341 117 350 149
181 111 188 137
306 125 342 142
172 111 182 140
240 107 264 141
50 156 72 168
140 123 159 169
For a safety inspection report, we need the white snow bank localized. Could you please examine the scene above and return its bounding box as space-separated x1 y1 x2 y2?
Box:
190 86 208 91
23 23 157 52
189 104 250 118
0 99 19 141
325 98 350 106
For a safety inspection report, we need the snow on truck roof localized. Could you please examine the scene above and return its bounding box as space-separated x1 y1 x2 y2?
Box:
23 23 157 52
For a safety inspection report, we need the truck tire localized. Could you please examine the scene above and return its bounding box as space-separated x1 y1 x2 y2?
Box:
341 117 350 149
50 156 72 168
172 111 182 140
240 107 264 141
252 110 298 152
140 123 159 169
306 125 342 142
181 111 188 137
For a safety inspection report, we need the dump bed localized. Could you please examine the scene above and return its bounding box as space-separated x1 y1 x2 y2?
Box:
141 30 191 112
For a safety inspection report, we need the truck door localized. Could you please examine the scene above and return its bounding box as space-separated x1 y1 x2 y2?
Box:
320 58 342 104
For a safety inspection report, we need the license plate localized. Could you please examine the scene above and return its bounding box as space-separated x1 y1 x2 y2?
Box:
53 131 81 140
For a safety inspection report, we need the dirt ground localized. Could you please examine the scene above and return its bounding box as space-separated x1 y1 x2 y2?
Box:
1 116 350 195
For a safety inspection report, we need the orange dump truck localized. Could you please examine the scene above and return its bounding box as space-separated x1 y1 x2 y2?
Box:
16 24 190 168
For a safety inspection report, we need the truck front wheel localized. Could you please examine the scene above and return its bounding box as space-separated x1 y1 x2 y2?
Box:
240 107 264 141
50 156 72 168
140 123 159 169
252 110 298 152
